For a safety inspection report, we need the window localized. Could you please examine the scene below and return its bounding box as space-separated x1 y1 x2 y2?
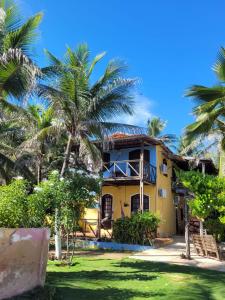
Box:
131 194 149 213
161 159 168 175
101 194 112 219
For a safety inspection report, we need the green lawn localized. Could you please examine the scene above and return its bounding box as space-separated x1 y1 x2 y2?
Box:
13 252 225 300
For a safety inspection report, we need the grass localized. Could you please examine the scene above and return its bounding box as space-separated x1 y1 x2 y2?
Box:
13 251 225 300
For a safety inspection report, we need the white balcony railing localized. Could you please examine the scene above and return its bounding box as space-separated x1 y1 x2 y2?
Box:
103 159 156 183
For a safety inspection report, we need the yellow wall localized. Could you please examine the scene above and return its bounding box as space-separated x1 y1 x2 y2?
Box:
102 145 176 237
155 145 176 236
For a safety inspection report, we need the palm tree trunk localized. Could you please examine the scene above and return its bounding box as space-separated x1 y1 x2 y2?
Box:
55 133 72 260
60 133 72 177
37 161 41 184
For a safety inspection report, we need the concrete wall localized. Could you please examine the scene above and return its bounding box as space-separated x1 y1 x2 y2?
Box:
0 228 50 300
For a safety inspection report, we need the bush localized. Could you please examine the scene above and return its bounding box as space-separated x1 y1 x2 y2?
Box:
0 179 30 227
113 212 160 245
204 218 225 242
0 179 54 228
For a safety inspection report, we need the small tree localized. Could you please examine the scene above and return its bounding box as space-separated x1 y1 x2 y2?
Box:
31 170 100 260
178 171 225 241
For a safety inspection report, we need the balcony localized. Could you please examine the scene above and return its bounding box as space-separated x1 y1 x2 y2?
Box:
103 159 156 184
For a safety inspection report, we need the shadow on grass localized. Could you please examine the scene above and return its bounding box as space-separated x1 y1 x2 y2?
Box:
51 286 164 300
47 269 157 283
15 258 225 300
115 259 225 279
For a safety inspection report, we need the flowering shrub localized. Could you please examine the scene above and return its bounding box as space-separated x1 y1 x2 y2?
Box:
28 170 100 227
0 170 100 229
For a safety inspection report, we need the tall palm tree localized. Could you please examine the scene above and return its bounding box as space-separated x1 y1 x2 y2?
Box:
0 0 43 180
147 117 177 147
39 44 138 176
18 104 61 183
39 44 138 259
0 111 35 183
185 47 225 152
0 0 42 108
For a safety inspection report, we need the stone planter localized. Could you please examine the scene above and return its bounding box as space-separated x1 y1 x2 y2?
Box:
0 228 50 300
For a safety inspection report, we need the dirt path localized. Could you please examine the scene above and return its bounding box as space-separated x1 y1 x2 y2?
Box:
131 236 225 272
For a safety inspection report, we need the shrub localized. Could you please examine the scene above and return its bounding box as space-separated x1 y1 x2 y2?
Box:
113 212 160 245
0 179 30 228
204 218 225 242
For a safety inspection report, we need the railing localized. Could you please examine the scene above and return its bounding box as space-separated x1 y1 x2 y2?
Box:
80 218 113 239
103 159 156 183
103 159 140 178
143 161 157 183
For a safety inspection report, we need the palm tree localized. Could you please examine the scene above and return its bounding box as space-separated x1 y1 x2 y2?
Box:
185 47 225 152
0 111 35 183
18 104 62 183
39 44 138 259
147 117 177 147
0 0 42 109
0 0 42 180
39 44 138 177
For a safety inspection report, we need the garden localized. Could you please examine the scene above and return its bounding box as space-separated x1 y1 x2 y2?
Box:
0 0 225 299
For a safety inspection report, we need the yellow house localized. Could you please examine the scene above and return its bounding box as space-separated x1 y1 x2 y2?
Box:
82 134 217 238
99 134 177 237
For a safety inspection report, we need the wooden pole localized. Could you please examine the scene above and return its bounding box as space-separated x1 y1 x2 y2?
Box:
184 196 191 259
140 144 144 213
199 162 205 235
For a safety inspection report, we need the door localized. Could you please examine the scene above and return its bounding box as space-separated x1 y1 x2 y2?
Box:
129 149 140 176
129 149 150 176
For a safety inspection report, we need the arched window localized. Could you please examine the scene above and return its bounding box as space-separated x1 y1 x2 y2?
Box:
131 194 149 213
101 194 113 219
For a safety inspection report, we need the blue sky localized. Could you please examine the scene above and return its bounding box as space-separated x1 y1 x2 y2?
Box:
21 0 225 136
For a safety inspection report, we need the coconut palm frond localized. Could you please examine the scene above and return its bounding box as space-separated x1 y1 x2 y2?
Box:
3 12 43 55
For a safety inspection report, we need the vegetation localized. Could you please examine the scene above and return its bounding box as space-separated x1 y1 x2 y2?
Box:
39 44 137 177
178 171 225 241
16 254 225 300
185 47 225 159
147 117 177 148
113 212 160 245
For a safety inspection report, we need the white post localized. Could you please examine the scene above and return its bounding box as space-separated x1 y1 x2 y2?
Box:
55 208 62 260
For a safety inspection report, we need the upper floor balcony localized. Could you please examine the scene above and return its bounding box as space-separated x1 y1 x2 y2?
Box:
103 159 156 184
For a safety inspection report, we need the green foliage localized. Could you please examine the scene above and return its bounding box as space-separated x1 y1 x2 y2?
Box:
204 219 225 242
0 179 29 227
113 212 160 245
178 171 225 220
185 47 225 152
30 170 100 230
178 171 225 241
0 169 100 229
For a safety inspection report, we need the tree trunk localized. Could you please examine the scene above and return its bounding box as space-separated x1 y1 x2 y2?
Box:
60 133 72 177
184 198 191 259
37 161 41 184
54 208 62 260
55 133 72 260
